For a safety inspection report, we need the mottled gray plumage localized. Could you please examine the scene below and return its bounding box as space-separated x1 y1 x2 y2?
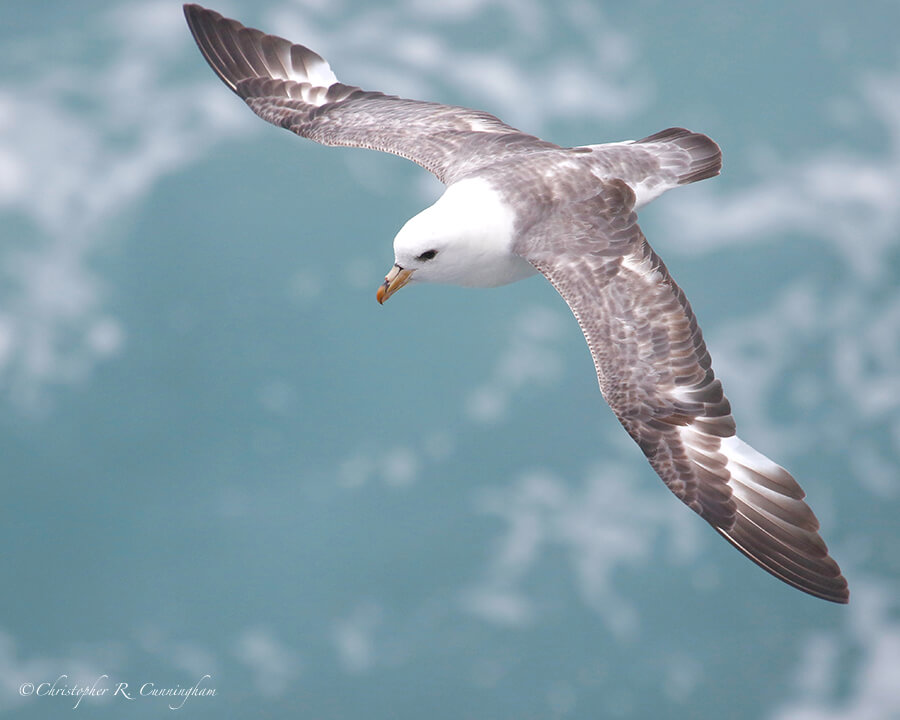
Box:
184 4 849 603
521 182 847 601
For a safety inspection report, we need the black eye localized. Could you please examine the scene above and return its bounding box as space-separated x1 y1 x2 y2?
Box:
416 249 438 261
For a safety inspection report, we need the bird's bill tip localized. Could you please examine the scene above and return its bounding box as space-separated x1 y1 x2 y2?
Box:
376 265 413 304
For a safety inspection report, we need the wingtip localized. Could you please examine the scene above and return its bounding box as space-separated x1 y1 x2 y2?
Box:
183 3 341 100
677 432 850 604
183 3 212 24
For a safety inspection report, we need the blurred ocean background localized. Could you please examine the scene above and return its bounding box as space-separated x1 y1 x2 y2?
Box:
2 1 899 718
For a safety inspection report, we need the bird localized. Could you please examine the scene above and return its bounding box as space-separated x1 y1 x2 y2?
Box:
183 4 849 604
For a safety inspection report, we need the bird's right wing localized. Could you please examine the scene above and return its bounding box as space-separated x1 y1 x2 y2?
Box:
520 181 849 603
183 4 557 184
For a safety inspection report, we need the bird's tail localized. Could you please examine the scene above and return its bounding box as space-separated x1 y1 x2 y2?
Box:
634 127 722 185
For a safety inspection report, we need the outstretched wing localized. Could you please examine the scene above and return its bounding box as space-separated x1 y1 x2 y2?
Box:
521 181 849 603
183 4 557 184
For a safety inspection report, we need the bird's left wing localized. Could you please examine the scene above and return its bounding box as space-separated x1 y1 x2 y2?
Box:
183 4 557 184
519 181 849 603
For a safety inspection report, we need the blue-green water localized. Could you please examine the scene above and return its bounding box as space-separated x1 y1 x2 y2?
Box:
2 1 899 718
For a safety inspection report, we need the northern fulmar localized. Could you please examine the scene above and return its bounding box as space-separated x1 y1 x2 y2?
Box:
184 4 849 603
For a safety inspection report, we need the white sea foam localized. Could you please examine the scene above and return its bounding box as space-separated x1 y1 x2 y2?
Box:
465 305 565 424
769 580 900 720
333 601 383 674
660 66 900 284
462 460 702 637
232 627 302 698
0 1 250 408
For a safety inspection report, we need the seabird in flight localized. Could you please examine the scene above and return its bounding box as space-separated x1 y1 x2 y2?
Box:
184 4 849 603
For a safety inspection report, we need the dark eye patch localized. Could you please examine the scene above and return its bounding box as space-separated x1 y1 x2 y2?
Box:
416 249 438 261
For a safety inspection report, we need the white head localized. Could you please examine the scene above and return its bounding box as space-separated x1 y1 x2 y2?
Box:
376 178 535 303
